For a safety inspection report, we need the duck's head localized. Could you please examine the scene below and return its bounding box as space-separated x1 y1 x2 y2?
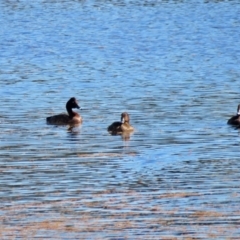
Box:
66 97 80 109
121 112 130 123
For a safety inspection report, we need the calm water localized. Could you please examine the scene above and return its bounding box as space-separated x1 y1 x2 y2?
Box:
1 0 240 238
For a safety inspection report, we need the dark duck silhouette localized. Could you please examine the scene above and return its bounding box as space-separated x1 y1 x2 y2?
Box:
227 104 240 126
46 97 82 125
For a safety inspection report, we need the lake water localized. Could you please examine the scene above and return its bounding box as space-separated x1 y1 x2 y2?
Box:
1 0 240 238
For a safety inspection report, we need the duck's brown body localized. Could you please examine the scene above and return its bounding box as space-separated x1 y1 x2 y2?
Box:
108 112 134 134
46 97 82 125
227 104 240 126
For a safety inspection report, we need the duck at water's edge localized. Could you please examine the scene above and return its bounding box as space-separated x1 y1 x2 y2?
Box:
227 104 240 126
108 112 134 134
46 97 82 125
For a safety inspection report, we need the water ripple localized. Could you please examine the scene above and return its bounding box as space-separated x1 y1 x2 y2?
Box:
1 0 240 238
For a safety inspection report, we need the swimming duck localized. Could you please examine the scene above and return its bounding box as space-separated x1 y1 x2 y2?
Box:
46 97 82 125
227 104 240 125
108 112 134 134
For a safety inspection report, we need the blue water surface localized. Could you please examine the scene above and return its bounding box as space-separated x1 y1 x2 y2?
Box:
1 0 240 238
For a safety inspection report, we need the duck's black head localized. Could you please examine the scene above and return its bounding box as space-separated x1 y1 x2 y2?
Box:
66 97 80 109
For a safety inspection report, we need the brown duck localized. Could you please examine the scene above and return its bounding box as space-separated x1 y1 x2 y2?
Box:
108 112 134 134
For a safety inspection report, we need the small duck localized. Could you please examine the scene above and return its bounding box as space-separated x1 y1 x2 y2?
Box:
46 97 82 125
108 112 134 134
227 104 240 126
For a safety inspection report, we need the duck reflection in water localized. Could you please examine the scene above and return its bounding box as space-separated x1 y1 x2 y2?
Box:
67 125 81 135
108 112 134 140
227 104 240 126
46 97 82 126
121 131 132 141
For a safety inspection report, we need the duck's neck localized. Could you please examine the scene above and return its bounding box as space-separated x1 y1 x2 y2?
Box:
67 107 75 119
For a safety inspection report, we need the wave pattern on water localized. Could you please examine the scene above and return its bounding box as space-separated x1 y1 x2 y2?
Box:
1 0 240 238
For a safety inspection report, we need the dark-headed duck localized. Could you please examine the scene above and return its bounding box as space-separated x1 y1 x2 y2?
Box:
46 97 82 125
227 104 240 126
108 112 134 134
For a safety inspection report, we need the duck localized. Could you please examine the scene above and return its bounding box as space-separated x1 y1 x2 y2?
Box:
46 97 82 125
108 112 134 134
227 104 240 125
